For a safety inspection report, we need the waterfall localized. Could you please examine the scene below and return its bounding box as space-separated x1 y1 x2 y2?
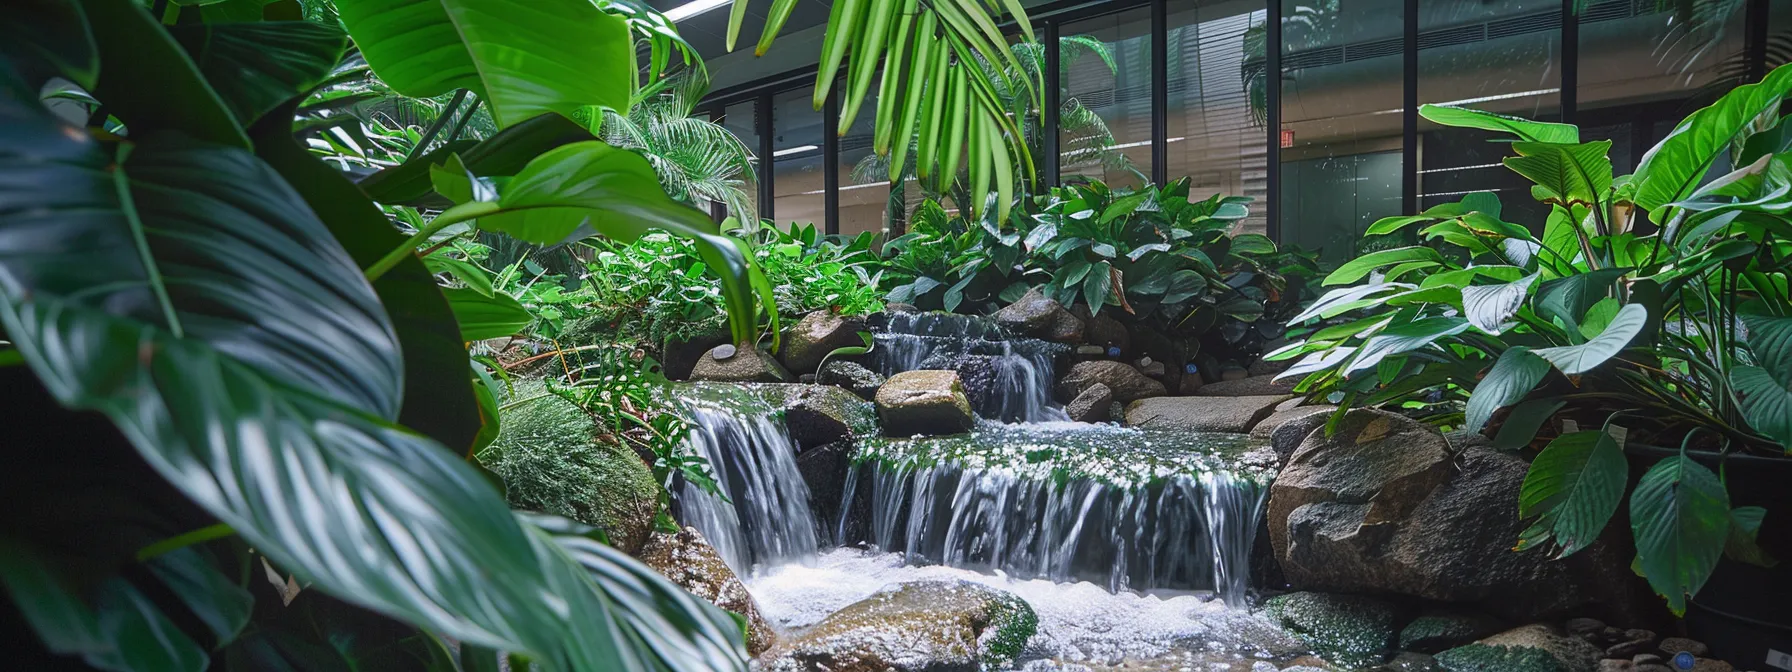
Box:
674 385 818 574
873 312 1067 423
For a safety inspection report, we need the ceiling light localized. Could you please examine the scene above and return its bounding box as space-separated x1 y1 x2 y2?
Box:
772 144 819 157
662 0 731 22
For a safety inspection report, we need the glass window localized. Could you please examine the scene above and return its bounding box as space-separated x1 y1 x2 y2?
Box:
771 86 825 227
1166 1 1271 236
839 79 892 238
1417 0 1563 226
1276 0 1405 260
1577 0 1747 173
722 100 763 222
1060 8 1153 190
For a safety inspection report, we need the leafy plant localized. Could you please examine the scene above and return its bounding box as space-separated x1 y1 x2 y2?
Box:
0 0 765 668
1271 63 1792 615
596 70 758 223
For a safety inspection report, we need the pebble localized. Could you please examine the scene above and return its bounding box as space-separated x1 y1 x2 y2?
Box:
712 343 737 359
1567 617 1608 640
1633 654 1664 665
1690 659 1732 672
1598 660 1634 672
1606 629 1657 658
1659 637 1709 657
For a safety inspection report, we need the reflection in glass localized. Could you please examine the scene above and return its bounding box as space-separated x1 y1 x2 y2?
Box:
839 79 892 238
1276 0 1403 259
1578 0 1747 173
1061 8 1152 189
722 100 762 222
1168 1 1270 236
772 86 825 227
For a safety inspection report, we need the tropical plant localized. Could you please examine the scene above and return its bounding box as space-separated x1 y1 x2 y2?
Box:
0 0 770 668
729 0 1040 222
598 70 758 224
1270 63 1792 615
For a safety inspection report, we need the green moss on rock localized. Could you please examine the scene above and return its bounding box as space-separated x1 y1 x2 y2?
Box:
759 580 1037 672
1434 643 1561 672
477 380 661 553
1262 592 1401 669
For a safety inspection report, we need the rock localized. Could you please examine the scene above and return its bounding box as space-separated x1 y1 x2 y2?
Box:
1074 344 1106 357
1261 591 1402 668
1123 395 1290 433
886 302 919 314
1603 629 1655 658
1689 659 1731 672
1083 310 1130 351
994 287 1070 338
1598 660 1635 672
1634 665 1673 672
1268 409 1641 622
779 311 870 375
1481 624 1602 672
947 354 998 414
1058 360 1167 403
1249 357 1293 378
1564 617 1606 641
1372 651 1443 672
1177 372 1205 395
1198 375 1298 397
662 325 733 380
1044 307 1085 344
1221 365 1250 381
690 343 794 383
1657 637 1707 657
637 527 776 656
758 580 1036 672
1138 361 1167 377
1399 609 1506 653
1443 429 1493 452
818 360 886 400
1065 383 1114 423
782 384 876 450
875 371 975 437
481 383 660 554
1631 653 1663 665
1250 405 1336 442
1268 408 1332 464
796 442 854 534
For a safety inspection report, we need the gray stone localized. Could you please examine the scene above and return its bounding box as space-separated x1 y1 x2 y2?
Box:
1138 361 1166 377
1399 609 1506 654
875 370 975 437
1083 309 1130 351
758 580 1036 672
689 344 793 383
1221 365 1250 381
885 303 919 314
1249 357 1294 378
1472 624 1602 672
1044 306 1085 344
1372 651 1443 672
1599 660 1635 672
781 384 876 450
1074 344 1106 356
994 287 1071 339
1603 629 1655 658
638 527 776 656
1251 405 1336 442
1658 637 1707 657
818 360 886 400
1564 617 1606 640
1065 383 1114 423
1058 360 1167 403
1123 395 1291 434
779 311 870 375
1262 591 1402 668
797 442 855 535
1198 375 1298 397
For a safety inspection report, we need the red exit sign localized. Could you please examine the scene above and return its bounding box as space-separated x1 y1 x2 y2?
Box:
1280 129 1295 148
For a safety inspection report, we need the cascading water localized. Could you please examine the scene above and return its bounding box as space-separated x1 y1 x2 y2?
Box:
673 384 818 574
873 312 1066 423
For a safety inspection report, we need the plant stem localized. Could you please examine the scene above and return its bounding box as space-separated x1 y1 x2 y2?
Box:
364 201 500 283
405 89 468 163
136 523 234 561
446 96 485 144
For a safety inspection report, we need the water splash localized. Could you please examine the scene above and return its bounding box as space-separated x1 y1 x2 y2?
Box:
673 385 818 574
873 312 1067 423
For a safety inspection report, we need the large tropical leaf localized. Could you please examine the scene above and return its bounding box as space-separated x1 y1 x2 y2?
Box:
1534 267 1629 330
1516 429 1627 557
1503 141 1613 208
1461 273 1538 334
1631 453 1732 616
1464 346 1550 433
1633 63 1792 221
1418 104 1579 143
0 77 743 671
1532 303 1648 374
1323 246 1443 286
169 20 348 129
1343 316 1470 375
333 0 634 129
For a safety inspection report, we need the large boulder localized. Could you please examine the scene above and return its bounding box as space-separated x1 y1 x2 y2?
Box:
993 287 1071 338
779 311 870 375
778 384 876 451
1435 624 1602 672
1262 591 1404 668
660 324 732 380
1250 404 1335 442
1197 375 1298 397
690 343 794 383
637 527 777 656
818 360 885 400
1074 305 1131 352
796 442 855 537
1122 395 1288 433
1065 383 1114 423
1400 609 1507 654
1270 408 1335 463
1058 360 1166 403
875 371 975 437
758 580 1036 672
1270 409 1644 622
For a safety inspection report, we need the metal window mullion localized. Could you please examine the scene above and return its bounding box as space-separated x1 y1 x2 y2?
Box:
1561 0 1578 124
758 93 774 222
824 83 840 235
1403 0 1417 216
1265 0 1282 241
1044 19 1061 187
1151 0 1168 185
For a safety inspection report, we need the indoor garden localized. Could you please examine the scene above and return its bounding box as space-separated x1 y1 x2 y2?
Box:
3 0 1792 670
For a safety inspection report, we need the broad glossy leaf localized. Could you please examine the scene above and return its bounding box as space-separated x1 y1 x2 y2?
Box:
1633 63 1792 220
2 0 99 90
1365 214 1433 236
1279 345 1357 380
1740 312 1792 383
1494 398 1565 450
1503 141 1613 207
1462 274 1538 334
0 88 745 670
1465 346 1549 433
1343 316 1470 375
446 288 532 340
84 0 247 148
1533 303 1647 374
359 114 596 206
1289 283 1409 323
1534 267 1629 329
1324 246 1444 286
1631 453 1731 615
1732 366 1792 449
170 20 347 128
335 0 633 128
1724 506 1778 567
1418 104 1579 143
1083 261 1113 308
1517 429 1626 557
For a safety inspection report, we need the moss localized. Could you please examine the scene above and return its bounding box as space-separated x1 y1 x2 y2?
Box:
1262 592 1399 669
1434 644 1562 672
854 422 1272 488
477 379 661 553
977 588 1038 668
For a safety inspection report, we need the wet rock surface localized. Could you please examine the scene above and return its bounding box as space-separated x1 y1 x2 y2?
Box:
1065 383 1115 423
1059 360 1167 404
995 287 1077 339
1123 395 1290 433
636 526 777 656
1251 404 1335 442
1436 624 1602 672
1199 375 1299 397
779 311 870 375
875 370 976 437
1262 591 1404 668
690 343 794 383
1398 609 1506 654
818 360 885 400
758 580 1037 672
777 384 875 450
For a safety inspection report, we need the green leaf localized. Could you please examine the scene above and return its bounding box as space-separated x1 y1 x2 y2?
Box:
1101 192 1148 224
1578 297 1620 340
144 547 253 644
1323 246 1445 286
1502 141 1614 207
1365 214 1433 236
1343 316 1470 375
1741 312 1792 384
1534 267 1629 329
1517 429 1627 556
1418 104 1580 142
1540 205 1584 271
83 0 248 148
1083 260 1113 308
1532 303 1648 374
446 288 532 341
1732 366 1792 449
1465 346 1550 433
1494 398 1565 450
1 0 100 91
335 0 633 129
170 20 348 128
1631 453 1732 616
1462 274 1539 334
0 89 745 670
1633 63 1792 220
1724 506 1778 567
360 113 596 206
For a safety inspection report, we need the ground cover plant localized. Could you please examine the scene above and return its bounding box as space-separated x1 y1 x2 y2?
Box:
1270 63 1792 615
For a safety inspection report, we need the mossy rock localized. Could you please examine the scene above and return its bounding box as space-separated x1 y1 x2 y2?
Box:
477 380 661 553
1399 610 1504 654
1262 592 1401 668
759 580 1036 672
1433 643 1562 672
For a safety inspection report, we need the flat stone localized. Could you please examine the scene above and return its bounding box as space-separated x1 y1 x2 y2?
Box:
1065 383 1114 423
1197 375 1298 397
778 311 870 374
1058 360 1167 403
875 370 975 437
758 580 1036 672
1463 624 1602 672
1658 637 1708 657
1123 395 1289 433
1250 405 1336 441
689 343 793 383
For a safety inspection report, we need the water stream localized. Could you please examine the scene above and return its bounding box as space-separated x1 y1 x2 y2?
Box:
675 385 818 573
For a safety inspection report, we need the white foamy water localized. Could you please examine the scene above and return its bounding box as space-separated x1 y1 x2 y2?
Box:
746 548 1304 669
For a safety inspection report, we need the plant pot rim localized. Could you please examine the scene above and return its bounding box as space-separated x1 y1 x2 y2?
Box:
1626 442 1792 467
